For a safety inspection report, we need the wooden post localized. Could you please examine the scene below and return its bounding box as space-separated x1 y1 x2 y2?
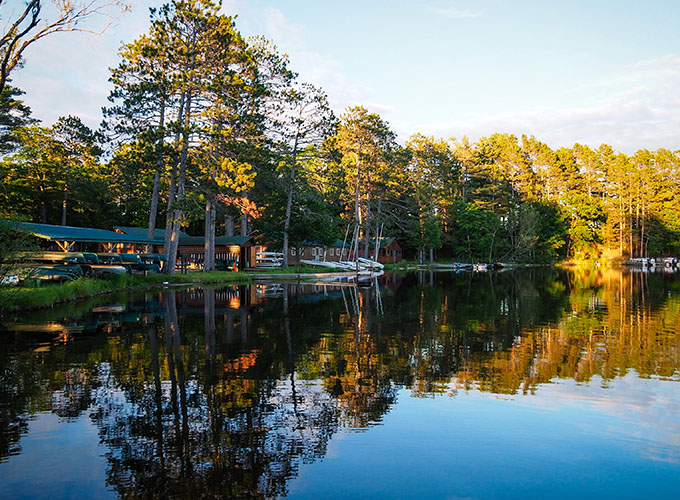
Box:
56 241 75 252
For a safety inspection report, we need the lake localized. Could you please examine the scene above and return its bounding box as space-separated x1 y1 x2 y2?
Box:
1 268 679 499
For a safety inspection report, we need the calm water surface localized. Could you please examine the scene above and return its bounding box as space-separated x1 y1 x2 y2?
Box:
1 268 679 499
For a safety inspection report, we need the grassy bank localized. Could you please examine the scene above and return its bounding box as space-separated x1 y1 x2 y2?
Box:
0 271 254 314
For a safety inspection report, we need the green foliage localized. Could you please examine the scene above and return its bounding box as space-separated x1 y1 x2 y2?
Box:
562 192 604 257
0 84 33 154
0 117 109 227
0 222 40 298
3 1 679 267
449 201 500 261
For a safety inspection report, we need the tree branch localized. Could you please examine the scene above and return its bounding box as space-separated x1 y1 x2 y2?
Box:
0 0 131 93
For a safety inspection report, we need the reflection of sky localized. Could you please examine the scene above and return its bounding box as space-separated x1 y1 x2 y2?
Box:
0 412 114 500
287 374 680 500
511 374 680 463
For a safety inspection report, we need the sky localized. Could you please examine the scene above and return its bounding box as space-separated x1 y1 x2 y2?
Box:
10 0 680 153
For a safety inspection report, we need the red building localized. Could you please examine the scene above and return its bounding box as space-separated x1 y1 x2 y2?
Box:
289 237 403 265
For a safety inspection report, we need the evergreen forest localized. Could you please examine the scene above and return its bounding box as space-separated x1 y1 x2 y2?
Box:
1 0 679 267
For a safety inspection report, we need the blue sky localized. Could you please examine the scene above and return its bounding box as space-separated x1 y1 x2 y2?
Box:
12 0 680 153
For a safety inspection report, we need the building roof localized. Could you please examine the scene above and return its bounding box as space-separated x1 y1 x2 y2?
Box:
379 236 398 247
177 235 253 246
331 240 352 248
113 226 189 240
2 221 157 244
115 226 253 247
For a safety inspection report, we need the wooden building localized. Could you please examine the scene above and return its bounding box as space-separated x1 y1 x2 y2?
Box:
365 237 403 264
289 237 403 265
114 226 259 270
287 242 332 264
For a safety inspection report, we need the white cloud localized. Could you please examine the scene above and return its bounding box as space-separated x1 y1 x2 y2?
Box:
416 55 680 153
14 2 677 156
260 6 304 48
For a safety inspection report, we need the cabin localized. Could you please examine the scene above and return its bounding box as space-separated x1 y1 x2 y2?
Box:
287 242 331 264
289 237 403 265
365 237 403 264
325 241 351 262
327 238 403 264
114 226 260 271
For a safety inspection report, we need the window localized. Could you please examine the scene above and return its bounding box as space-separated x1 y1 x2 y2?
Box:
341 248 346 256
312 247 316 256
330 248 334 256
291 248 296 256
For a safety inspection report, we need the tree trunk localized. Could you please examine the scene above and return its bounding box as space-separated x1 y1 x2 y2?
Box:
240 212 248 236
619 197 624 256
362 188 372 259
363 222 371 259
204 197 215 272
61 164 71 226
373 196 383 261
641 203 646 258
354 153 361 263
167 91 192 274
147 98 166 240
282 131 300 268
164 92 185 258
209 199 215 268
225 215 234 236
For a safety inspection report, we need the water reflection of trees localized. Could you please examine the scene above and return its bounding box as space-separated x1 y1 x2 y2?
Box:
87 288 341 498
379 269 680 395
295 269 680 402
0 270 679 495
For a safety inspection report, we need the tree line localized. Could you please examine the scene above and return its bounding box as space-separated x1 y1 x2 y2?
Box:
1 0 679 271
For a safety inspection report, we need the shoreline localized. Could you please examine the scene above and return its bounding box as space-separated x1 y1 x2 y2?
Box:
1 261 613 314
0 271 255 315
0 267 383 314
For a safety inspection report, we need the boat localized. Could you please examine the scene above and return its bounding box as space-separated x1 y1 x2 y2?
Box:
300 259 350 270
357 257 384 270
12 265 79 283
256 252 284 269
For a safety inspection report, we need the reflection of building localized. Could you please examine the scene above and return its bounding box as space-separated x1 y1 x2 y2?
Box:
175 285 259 311
377 272 403 293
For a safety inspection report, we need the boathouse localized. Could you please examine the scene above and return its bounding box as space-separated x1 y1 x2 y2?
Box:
0 221 259 271
1 221 156 252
